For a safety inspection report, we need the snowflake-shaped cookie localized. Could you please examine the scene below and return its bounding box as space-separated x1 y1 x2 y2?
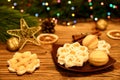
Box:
57 42 89 68
7 51 40 75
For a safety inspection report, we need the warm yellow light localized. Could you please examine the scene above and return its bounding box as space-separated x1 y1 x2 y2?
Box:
52 18 55 21
101 2 104 5
8 0 11 2
72 13 75 17
68 1 71 4
39 18 42 21
45 2 49 6
107 16 111 19
11 6 14 9
67 22 70 26
20 9 24 13
90 6 93 9
72 25 76 28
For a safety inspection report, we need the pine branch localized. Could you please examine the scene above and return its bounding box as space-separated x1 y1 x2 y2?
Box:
0 6 40 42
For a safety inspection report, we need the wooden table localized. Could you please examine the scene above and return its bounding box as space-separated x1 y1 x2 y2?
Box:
0 21 120 80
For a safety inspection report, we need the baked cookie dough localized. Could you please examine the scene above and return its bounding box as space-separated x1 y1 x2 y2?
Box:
7 51 40 75
89 50 109 66
82 34 98 49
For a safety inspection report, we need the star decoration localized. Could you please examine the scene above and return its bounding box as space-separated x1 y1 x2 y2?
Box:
7 18 41 50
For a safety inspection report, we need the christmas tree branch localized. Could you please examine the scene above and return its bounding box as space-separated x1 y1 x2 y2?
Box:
0 6 40 42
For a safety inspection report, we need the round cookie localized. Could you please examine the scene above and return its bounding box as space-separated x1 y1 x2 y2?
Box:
82 35 98 49
89 50 109 66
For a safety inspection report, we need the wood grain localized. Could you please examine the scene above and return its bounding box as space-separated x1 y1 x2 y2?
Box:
0 21 120 80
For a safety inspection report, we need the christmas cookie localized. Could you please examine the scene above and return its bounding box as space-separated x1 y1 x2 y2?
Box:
82 34 98 49
7 51 40 75
57 42 89 68
89 50 109 66
96 40 111 54
37 33 58 44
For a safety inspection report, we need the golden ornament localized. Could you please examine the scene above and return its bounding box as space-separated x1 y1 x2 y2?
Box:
7 37 20 51
96 19 108 30
7 18 41 50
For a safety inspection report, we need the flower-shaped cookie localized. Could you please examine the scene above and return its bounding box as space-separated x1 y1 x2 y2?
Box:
7 51 40 75
57 42 89 68
96 40 111 54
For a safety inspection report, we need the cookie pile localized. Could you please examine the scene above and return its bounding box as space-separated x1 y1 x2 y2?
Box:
7 51 40 75
57 34 111 67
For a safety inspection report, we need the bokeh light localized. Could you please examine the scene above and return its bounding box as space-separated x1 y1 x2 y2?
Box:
71 6 75 10
13 2 17 6
57 0 61 3
68 1 72 4
57 13 60 17
46 7 50 11
20 9 24 13
35 13 39 17
101 2 104 5
8 0 11 2
11 6 14 9
94 17 98 21
107 12 111 16
89 2 93 6
72 13 75 17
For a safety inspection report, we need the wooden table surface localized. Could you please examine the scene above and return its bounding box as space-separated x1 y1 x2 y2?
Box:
0 21 120 80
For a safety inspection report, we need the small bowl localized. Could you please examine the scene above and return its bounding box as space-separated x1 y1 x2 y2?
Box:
37 33 59 44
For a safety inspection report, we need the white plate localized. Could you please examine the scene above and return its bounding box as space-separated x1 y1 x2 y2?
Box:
107 30 120 39
37 33 59 44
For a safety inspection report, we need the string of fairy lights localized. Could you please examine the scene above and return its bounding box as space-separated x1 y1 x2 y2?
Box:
7 0 119 25
88 0 118 21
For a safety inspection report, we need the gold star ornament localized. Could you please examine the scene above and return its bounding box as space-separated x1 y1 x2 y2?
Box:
7 18 41 50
